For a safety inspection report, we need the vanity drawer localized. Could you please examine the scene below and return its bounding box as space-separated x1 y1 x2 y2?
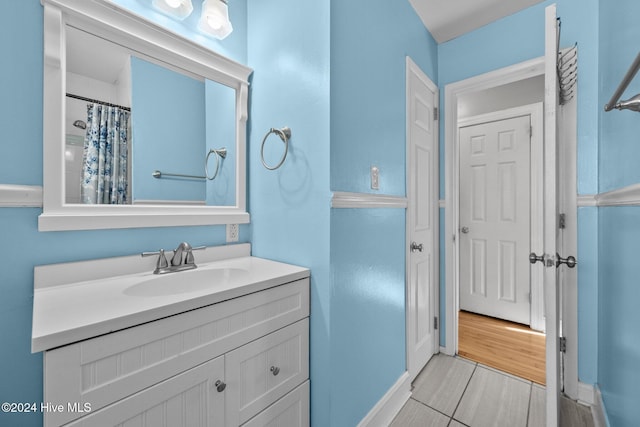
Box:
65 355 225 427
242 381 310 427
44 278 309 427
225 318 309 426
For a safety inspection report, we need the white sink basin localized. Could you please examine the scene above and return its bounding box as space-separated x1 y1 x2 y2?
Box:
123 267 249 297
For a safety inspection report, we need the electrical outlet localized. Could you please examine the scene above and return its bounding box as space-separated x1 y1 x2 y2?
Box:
226 224 239 242
371 166 380 190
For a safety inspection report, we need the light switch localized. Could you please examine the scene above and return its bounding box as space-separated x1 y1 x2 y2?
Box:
371 166 379 190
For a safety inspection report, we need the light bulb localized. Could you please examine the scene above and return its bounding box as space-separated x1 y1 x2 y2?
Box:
207 15 224 30
165 0 182 8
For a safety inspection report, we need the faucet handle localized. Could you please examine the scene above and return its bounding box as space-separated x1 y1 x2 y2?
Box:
141 249 169 273
185 246 205 265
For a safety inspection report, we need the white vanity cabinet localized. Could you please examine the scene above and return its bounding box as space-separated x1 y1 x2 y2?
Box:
42 278 310 427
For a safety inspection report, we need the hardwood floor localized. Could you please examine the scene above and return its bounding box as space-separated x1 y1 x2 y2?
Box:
458 310 546 385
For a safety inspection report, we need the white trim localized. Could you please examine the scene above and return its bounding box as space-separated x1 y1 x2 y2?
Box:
596 182 640 206
442 194 598 209
577 381 595 406
592 384 610 427
40 0 252 231
331 192 408 209
0 184 43 207
357 372 411 427
577 194 597 207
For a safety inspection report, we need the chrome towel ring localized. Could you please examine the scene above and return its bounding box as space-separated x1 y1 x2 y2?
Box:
261 127 291 170
205 147 227 180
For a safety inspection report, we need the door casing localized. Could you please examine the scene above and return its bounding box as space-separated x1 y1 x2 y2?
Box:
442 57 578 399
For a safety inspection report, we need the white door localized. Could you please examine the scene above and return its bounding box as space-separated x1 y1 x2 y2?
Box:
406 57 438 382
541 4 562 426
458 115 531 325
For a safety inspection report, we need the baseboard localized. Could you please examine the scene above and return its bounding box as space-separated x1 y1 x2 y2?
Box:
578 381 595 406
357 371 411 427
592 384 610 427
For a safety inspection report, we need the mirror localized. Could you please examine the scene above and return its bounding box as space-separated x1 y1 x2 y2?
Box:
65 28 237 206
41 0 252 230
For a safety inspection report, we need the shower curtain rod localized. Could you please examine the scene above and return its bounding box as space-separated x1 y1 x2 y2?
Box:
604 52 640 112
66 93 131 112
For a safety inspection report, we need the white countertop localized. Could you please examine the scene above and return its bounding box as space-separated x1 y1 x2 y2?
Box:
32 244 309 352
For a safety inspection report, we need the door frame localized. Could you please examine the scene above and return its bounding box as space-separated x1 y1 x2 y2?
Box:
457 103 544 331
405 56 440 381
442 57 579 398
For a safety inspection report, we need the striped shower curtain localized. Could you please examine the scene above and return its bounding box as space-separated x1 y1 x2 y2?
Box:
81 103 130 204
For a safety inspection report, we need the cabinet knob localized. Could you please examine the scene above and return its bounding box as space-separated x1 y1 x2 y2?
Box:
270 366 280 376
215 380 226 392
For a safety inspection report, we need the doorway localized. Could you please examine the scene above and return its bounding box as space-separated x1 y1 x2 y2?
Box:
443 56 578 399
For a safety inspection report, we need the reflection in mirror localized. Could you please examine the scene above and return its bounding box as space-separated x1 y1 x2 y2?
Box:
64 27 237 207
41 0 252 231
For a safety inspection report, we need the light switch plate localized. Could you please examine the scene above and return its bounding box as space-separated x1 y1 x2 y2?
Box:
371 166 379 190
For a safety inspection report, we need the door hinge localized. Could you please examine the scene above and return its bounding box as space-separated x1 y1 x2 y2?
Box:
433 107 438 121
559 213 566 229
434 317 438 330
559 336 567 353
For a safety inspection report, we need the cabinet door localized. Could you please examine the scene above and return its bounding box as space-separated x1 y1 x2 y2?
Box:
226 319 309 426
241 381 309 427
66 356 225 427
44 279 309 426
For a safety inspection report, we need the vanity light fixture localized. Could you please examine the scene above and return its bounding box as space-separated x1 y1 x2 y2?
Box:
198 0 233 40
152 0 194 20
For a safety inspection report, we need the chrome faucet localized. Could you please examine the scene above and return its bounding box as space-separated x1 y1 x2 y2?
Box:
142 242 205 274
171 242 194 267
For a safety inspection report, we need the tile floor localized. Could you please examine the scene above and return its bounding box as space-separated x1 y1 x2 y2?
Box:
390 354 594 427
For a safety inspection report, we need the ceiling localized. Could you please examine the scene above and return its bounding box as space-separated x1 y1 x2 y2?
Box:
409 0 545 43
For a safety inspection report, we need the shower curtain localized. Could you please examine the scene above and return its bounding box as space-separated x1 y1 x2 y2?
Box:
81 103 130 204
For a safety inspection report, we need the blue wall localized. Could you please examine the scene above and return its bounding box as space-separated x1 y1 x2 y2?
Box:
598 208 640 427
437 0 600 385
330 0 437 196
205 80 237 206
131 57 206 201
246 0 332 426
330 209 406 426
327 0 437 425
597 1 640 425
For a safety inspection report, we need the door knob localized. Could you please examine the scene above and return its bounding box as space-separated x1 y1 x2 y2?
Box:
460 226 469 234
556 253 577 268
215 380 226 392
270 366 280 376
529 252 544 265
410 242 424 252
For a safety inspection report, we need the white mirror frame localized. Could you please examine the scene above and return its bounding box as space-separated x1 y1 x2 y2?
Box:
40 0 252 231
